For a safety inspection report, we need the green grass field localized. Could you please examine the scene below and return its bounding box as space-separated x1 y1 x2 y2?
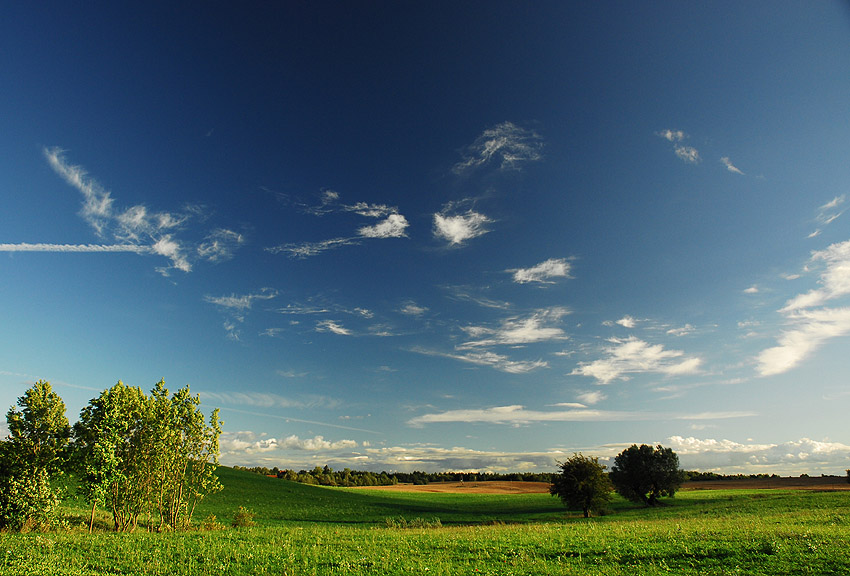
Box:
2 467 849 575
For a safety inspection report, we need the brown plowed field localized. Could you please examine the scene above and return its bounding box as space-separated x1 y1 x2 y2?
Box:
354 477 850 494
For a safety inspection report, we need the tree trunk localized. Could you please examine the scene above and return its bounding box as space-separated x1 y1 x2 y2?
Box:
89 501 97 533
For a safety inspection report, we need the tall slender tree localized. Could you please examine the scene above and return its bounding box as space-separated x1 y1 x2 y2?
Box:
0 380 70 530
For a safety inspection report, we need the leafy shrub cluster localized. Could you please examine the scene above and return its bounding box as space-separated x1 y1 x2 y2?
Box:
0 380 223 532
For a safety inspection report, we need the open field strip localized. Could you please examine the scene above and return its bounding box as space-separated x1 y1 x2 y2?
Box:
2 469 849 575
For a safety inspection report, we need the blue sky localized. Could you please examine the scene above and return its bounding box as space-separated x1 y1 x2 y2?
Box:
2 2 850 475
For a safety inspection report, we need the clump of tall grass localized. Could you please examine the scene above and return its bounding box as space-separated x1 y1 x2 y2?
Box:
384 516 442 529
231 506 256 528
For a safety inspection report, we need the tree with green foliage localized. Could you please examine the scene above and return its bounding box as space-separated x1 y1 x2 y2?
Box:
550 453 613 518
147 380 222 530
74 380 222 532
0 380 70 530
609 444 685 506
74 381 151 532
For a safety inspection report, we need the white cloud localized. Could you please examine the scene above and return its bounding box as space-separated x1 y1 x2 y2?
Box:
0 243 150 253
510 258 572 284
317 320 352 336
204 288 278 312
757 307 850 376
204 289 278 340
220 432 850 474
197 229 245 262
666 324 695 337
399 301 429 316
668 436 850 475
269 191 409 257
453 121 543 174
442 285 513 310
756 239 850 376
151 235 191 273
571 336 702 384
656 130 686 142
810 195 845 237
40 147 239 275
616 315 637 328
410 347 548 374
267 237 359 259
344 201 396 219
656 130 700 164
674 145 701 164
44 147 114 235
720 157 745 175
576 390 606 405
219 431 357 457
357 213 409 238
433 209 493 246
459 308 570 348
200 390 338 410
782 239 850 313
408 405 752 427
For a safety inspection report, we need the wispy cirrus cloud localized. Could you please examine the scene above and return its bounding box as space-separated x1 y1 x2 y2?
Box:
453 121 543 174
754 237 850 376
757 307 850 377
509 258 572 284
316 320 353 336
399 301 429 316
720 156 745 175
267 190 409 258
442 285 512 310
459 307 570 348
571 336 702 384
200 390 338 410
408 404 753 427
205 288 278 313
204 288 278 340
809 195 845 238
15 147 245 275
433 202 493 246
410 346 547 374
780 239 850 313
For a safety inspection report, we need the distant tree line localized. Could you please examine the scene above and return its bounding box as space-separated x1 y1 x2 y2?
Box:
683 471 780 481
234 465 555 487
0 380 222 532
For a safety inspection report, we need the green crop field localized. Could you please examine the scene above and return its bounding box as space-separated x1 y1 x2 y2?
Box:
2 467 849 575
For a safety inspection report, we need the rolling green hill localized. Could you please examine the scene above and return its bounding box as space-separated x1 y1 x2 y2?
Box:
197 467 565 526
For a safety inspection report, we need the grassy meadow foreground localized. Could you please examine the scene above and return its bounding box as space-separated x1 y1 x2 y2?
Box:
2 467 850 575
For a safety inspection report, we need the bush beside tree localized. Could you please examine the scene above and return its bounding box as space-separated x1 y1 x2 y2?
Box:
549 453 612 518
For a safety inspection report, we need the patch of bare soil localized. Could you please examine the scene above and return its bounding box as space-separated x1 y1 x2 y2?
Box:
682 476 850 491
354 481 552 494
